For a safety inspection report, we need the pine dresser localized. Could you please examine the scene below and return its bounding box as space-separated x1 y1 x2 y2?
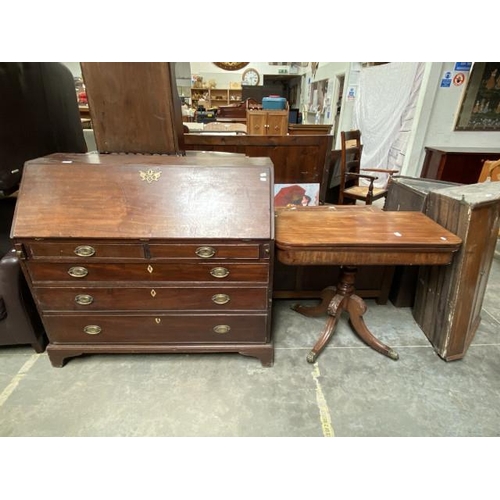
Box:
11 152 275 367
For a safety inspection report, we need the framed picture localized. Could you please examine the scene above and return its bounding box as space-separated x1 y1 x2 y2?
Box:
455 62 500 131
308 79 330 114
274 183 320 208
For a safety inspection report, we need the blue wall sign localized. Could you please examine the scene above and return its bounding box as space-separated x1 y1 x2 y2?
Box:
441 70 452 87
454 62 472 71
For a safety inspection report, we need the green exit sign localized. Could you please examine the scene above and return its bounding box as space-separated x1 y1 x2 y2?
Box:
278 69 288 74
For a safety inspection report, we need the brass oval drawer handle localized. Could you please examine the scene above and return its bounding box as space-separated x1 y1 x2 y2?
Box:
75 294 94 306
213 324 231 334
74 245 96 257
195 246 216 258
83 325 101 335
210 267 229 278
68 266 88 278
212 293 230 305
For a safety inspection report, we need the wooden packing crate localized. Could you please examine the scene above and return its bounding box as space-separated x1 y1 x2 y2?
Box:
413 182 500 360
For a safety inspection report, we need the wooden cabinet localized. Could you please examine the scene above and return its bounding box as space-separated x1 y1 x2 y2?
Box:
420 147 500 184
191 88 242 108
247 110 289 136
12 152 275 367
413 182 500 361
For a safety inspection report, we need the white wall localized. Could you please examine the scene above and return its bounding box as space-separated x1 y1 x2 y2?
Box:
404 62 500 176
62 62 81 77
190 62 307 87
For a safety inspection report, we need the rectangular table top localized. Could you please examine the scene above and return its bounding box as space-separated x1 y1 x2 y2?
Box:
275 206 462 266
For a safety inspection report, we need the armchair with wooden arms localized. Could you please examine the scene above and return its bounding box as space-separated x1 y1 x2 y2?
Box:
338 130 399 205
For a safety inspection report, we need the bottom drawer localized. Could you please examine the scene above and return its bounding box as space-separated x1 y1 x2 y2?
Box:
43 314 269 344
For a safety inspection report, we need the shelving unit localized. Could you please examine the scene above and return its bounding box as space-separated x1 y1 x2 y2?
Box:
191 88 242 108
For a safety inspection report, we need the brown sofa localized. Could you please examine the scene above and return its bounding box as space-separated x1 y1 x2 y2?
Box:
0 62 87 351
0 197 46 351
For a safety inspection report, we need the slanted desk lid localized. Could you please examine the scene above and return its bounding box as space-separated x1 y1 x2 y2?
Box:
12 155 274 240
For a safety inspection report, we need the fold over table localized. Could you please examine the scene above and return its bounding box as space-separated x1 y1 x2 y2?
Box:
275 206 462 363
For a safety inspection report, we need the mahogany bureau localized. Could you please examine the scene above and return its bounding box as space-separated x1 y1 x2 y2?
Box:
11 152 275 367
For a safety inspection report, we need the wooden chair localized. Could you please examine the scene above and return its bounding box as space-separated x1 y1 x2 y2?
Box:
478 159 500 182
478 159 500 237
338 130 399 205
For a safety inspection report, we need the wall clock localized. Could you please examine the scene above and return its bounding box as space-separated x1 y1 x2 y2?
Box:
242 68 260 86
213 62 249 71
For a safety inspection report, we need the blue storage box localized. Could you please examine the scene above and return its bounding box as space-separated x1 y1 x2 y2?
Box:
262 96 287 110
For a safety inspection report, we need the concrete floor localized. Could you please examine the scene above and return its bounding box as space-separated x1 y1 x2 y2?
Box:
1 247 499 438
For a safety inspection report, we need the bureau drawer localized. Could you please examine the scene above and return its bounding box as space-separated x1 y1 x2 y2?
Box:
43 314 269 343
148 244 263 259
35 286 269 311
27 242 144 259
25 242 268 260
27 262 269 283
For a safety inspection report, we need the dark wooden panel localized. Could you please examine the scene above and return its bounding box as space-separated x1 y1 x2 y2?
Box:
81 62 184 154
421 147 500 184
322 149 342 204
184 134 333 198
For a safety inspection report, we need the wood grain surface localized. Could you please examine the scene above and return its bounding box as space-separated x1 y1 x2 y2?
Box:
275 206 462 266
13 154 274 240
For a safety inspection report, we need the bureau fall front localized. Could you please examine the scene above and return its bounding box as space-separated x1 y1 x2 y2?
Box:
12 152 275 367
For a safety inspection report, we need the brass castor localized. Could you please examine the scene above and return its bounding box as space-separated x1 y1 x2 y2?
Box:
306 351 317 364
